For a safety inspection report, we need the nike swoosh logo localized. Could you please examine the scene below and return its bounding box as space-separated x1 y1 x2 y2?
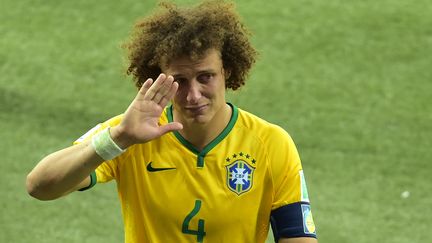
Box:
146 162 176 172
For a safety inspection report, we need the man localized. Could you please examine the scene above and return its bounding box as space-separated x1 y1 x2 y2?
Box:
26 1 318 242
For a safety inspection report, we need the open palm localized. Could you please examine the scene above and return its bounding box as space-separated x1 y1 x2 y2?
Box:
113 74 183 148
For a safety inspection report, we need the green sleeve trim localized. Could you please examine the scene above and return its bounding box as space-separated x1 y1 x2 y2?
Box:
78 171 97 191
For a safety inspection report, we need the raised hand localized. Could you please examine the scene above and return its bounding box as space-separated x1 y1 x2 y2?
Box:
110 73 183 149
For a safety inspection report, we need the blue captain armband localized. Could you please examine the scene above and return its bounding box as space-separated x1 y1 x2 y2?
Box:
78 171 97 191
270 202 317 241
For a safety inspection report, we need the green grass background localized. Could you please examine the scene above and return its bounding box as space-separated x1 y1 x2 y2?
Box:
2 0 431 242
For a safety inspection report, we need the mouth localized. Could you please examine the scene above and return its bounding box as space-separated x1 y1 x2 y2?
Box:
184 104 208 113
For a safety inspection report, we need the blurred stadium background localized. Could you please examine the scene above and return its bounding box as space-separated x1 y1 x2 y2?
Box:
1 0 431 242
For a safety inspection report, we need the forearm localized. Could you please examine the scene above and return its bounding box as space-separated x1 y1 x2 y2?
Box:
26 74 180 201
279 237 318 243
26 140 104 200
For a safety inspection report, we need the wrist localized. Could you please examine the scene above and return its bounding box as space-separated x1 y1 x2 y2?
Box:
91 127 126 161
109 125 134 149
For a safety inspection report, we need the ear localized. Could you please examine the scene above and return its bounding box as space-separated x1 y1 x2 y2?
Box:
224 68 232 80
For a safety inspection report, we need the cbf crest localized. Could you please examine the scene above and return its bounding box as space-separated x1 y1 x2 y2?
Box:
225 152 256 195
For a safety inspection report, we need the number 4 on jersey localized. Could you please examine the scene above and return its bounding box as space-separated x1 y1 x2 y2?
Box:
182 200 206 242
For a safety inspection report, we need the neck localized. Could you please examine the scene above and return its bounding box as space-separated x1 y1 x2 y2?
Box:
175 103 232 151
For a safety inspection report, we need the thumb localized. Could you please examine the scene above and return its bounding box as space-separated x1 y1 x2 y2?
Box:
158 122 183 135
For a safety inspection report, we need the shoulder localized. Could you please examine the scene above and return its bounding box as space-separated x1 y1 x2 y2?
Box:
102 114 125 127
236 107 293 144
235 107 300 172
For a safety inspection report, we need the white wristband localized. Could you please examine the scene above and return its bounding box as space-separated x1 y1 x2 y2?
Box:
91 127 126 160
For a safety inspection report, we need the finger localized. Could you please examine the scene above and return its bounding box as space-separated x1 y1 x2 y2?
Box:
137 78 153 98
159 80 178 107
143 73 166 101
131 79 153 105
153 75 175 104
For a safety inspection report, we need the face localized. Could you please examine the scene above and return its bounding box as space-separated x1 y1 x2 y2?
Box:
163 49 228 125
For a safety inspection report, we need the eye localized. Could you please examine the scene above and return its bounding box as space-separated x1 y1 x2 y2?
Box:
174 77 188 85
197 73 214 83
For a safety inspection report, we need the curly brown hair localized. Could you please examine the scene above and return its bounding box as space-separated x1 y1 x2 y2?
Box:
123 0 257 90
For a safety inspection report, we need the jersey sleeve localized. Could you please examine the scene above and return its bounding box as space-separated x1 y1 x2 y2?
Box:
267 125 317 239
73 115 124 184
267 125 304 208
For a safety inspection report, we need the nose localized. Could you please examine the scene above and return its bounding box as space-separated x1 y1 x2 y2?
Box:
186 79 202 103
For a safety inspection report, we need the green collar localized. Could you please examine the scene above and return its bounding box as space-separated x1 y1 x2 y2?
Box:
167 103 238 167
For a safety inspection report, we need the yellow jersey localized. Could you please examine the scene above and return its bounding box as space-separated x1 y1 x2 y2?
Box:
76 104 316 242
